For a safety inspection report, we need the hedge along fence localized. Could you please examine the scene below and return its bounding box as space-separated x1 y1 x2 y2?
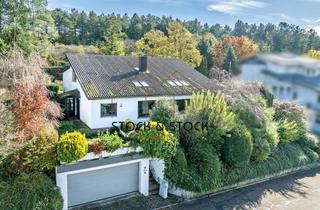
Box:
168 162 320 199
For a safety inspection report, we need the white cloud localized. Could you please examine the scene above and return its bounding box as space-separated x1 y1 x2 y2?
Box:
208 0 268 15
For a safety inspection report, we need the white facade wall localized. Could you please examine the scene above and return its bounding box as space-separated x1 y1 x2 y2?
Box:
63 68 92 126
239 63 265 82
63 67 191 129
262 74 320 134
89 95 191 129
62 68 77 91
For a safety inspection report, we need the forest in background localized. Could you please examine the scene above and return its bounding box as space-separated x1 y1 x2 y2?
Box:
1 0 320 76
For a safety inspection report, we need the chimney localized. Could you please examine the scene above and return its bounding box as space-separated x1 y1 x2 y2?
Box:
139 56 148 72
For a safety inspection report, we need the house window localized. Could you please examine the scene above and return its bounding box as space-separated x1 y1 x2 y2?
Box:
101 103 117 117
306 103 311 109
318 95 320 103
72 70 77 82
138 100 155 118
279 86 284 94
272 86 277 92
293 92 298 99
316 113 320 124
176 99 189 112
287 87 291 92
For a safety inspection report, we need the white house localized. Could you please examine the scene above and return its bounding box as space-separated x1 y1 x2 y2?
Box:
239 53 320 134
63 54 216 129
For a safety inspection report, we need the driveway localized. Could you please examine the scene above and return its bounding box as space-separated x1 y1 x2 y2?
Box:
168 166 320 210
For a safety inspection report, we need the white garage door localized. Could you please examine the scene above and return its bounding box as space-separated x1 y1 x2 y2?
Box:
67 162 139 207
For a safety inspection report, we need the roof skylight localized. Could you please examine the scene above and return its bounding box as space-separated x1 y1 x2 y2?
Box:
140 81 149 87
168 80 177 86
179 80 189 86
133 81 149 87
173 80 183 86
133 81 142 87
168 80 189 86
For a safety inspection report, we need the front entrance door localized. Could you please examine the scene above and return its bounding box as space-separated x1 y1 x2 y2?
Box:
66 97 79 119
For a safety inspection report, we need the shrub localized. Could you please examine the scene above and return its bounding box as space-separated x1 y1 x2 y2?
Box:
251 128 271 161
0 172 63 210
208 91 236 135
165 144 222 192
89 139 105 155
222 125 253 168
273 100 307 140
221 143 318 187
47 83 60 94
57 131 88 163
0 102 17 159
99 132 123 152
138 121 177 160
265 121 279 149
298 133 319 151
181 91 235 150
120 119 136 133
302 147 319 162
58 121 76 134
273 100 306 123
277 119 300 143
1 127 59 176
165 147 188 184
150 99 178 130
58 121 95 138
188 144 222 183
231 105 262 129
28 128 59 171
12 84 62 142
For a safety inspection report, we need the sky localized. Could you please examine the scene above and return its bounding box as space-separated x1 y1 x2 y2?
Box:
47 0 320 33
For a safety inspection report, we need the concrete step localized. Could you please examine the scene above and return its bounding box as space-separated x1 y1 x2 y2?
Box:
149 172 159 195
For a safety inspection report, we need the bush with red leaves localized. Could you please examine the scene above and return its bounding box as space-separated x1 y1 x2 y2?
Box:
12 84 62 142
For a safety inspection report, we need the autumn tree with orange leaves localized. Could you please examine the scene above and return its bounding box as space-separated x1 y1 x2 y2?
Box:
12 85 62 142
213 36 258 68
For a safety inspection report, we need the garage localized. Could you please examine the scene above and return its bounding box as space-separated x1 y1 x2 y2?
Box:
56 154 150 209
67 162 139 206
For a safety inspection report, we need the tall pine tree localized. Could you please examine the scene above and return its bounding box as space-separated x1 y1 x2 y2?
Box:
222 46 239 75
102 16 125 55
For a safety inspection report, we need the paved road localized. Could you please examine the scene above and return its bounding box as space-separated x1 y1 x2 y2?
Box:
168 166 320 210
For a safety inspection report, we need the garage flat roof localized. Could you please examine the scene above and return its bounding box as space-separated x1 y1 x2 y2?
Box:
56 154 145 173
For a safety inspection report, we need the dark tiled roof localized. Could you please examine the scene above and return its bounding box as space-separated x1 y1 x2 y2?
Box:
66 54 217 99
262 69 320 92
242 53 320 70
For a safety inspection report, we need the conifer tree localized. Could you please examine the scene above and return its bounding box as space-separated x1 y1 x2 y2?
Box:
222 46 239 75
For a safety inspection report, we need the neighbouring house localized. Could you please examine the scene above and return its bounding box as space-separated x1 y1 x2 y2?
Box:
239 53 320 134
63 54 216 129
